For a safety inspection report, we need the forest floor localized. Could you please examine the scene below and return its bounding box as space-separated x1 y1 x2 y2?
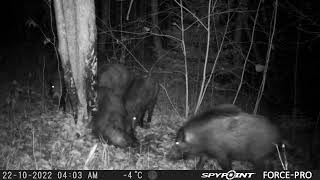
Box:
0 75 207 170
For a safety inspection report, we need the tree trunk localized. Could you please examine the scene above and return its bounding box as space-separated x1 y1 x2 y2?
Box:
151 0 163 59
235 0 262 64
233 0 247 64
97 0 110 61
138 0 145 62
53 0 97 130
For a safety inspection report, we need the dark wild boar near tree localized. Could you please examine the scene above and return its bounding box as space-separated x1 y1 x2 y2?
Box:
124 76 160 129
92 88 138 148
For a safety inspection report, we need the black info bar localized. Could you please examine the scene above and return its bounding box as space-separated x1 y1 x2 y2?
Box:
1 170 320 180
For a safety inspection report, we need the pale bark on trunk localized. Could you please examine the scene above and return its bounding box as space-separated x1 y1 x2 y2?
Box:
54 0 97 129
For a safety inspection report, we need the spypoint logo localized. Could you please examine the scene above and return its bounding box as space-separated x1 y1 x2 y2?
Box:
201 170 255 180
